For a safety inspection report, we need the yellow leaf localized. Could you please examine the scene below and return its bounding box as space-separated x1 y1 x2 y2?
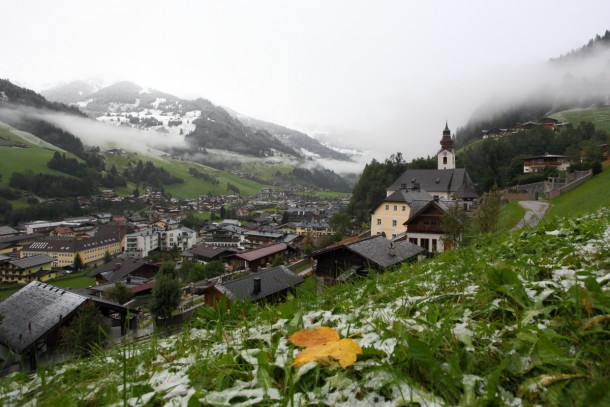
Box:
288 326 340 347
288 326 362 368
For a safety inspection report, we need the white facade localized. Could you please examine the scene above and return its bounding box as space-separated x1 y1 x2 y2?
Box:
124 228 160 260
160 227 197 251
405 232 446 253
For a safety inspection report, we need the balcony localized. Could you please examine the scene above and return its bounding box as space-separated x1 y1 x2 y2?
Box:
406 224 444 233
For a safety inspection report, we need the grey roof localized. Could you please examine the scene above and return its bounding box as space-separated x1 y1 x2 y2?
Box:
313 235 424 269
217 265 303 302
0 226 18 237
405 199 455 223
384 189 433 204
87 259 157 283
9 254 54 269
243 230 284 239
235 243 288 261
388 168 478 199
0 233 45 245
186 245 236 261
346 236 424 268
0 282 87 352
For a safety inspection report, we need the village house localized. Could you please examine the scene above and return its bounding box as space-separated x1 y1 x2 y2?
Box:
201 265 304 308
226 243 295 271
312 235 424 285
181 245 236 265
0 281 139 371
294 221 333 238
123 228 160 260
0 254 56 284
402 198 455 253
159 227 197 252
523 153 570 173
87 259 160 285
371 186 433 239
242 230 285 249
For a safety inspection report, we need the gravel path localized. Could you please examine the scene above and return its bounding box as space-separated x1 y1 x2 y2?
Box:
512 200 550 230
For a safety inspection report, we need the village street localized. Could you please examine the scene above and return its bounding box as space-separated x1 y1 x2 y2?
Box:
512 200 550 230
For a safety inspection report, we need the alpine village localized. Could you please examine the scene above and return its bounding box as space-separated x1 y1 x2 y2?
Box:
1 28 610 407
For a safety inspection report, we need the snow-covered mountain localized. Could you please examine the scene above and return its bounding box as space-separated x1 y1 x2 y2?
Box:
42 80 354 161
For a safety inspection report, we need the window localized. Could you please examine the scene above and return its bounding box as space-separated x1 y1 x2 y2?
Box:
393 205 397 211
377 218 381 225
443 157 447 164
392 234 397 238
385 205 389 210
402 206 406 211
392 220 397 226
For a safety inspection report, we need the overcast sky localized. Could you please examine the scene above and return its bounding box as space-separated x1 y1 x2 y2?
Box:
1 0 609 162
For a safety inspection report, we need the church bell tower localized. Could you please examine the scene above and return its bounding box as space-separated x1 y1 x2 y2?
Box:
438 121 455 170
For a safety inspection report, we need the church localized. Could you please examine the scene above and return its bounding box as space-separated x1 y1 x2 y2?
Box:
370 123 478 239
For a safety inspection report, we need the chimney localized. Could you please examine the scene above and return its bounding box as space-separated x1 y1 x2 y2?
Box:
388 242 396 257
253 277 261 294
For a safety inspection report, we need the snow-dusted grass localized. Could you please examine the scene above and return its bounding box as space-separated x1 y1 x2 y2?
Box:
2 210 610 405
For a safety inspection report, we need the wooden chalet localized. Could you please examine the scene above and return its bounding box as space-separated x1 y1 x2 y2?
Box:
0 282 139 371
201 265 303 308
227 243 295 271
312 235 424 285
87 259 159 284
181 245 236 265
403 199 455 253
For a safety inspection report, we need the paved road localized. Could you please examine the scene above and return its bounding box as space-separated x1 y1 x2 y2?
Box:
512 200 550 230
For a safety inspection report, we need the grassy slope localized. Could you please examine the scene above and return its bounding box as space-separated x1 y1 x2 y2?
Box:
551 106 610 134
104 153 270 198
0 125 78 188
545 162 610 221
497 199 526 231
2 209 610 405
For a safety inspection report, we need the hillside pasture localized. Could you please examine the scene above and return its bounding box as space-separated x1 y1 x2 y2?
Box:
551 106 610 134
545 162 610 221
0 125 79 187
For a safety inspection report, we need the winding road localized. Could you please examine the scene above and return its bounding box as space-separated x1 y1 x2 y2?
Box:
512 200 550 230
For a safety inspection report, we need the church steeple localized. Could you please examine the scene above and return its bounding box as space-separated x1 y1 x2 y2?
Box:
438 121 455 170
440 121 453 150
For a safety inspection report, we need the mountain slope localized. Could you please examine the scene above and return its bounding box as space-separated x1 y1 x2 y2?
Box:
230 111 352 161
456 29 610 147
42 80 301 159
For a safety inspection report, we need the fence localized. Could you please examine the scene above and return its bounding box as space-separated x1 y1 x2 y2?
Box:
545 170 593 200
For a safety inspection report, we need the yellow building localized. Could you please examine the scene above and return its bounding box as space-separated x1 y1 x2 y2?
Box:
0 254 57 284
370 188 433 238
20 227 127 269
295 221 333 238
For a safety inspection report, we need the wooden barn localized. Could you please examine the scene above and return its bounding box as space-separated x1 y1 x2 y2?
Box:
312 235 424 285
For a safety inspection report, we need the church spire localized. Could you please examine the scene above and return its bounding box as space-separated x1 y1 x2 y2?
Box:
440 121 453 149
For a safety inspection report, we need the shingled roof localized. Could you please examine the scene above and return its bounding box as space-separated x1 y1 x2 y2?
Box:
313 235 424 269
216 265 303 302
0 282 87 352
235 243 288 262
387 168 478 199
9 254 54 270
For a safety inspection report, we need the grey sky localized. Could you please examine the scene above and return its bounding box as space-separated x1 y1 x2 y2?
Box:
1 0 609 162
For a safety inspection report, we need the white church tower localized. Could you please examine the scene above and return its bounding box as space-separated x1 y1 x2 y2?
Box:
437 121 455 170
